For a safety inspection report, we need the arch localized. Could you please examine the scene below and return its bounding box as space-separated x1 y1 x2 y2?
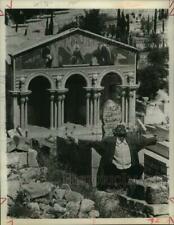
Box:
64 74 87 125
28 76 51 128
62 71 90 88
24 72 55 91
98 69 124 86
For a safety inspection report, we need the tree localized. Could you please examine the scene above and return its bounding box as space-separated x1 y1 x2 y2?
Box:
137 47 169 99
80 9 106 35
141 15 153 35
48 11 54 35
148 47 168 66
116 10 129 43
45 17 49 35
116 9 121 41
148 32 162 49
162 19 165 33
126 13 130 41
154 9 157 33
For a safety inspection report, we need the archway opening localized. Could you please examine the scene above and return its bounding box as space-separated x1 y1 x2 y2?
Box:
100 73 122 126
28 76 51 128
100 72 122 107
65 74 87 125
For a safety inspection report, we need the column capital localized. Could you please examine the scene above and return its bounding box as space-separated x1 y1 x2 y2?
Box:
62 94 66 100
94 93 98 99
20 97 26 104
47 89 56 94
9 90 20 96
58 95 63 101
20 90 32 97
55 88 68 94
50 95 54 101
86 92 91 98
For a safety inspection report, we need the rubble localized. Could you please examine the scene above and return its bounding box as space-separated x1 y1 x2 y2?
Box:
7 135 100 219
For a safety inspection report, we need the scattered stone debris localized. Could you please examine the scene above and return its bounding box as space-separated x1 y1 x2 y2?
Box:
7 135 99 219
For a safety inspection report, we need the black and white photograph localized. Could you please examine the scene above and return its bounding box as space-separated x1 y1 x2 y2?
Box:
1 2 173 223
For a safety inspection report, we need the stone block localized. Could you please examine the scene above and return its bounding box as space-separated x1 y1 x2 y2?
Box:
127 179 145 200
53 187 66 200
22 182 54 199
7 152 27 169
80 199 95 213
20 167 48 183
65 190 83 202
144 204 169 216
66 201 81 218
146 184 168 204
28 148 39 167
8 180 21 200
54 203 66 213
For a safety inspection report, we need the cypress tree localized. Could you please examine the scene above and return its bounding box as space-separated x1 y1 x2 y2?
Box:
154 9 157 34
45 17 49 35
121 11 126 43
147 15 150 35
162 19 165 33
116 9 121 40
48 11 54 35
126 14 130 43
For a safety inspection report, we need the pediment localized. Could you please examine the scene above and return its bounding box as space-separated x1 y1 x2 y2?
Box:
13 28 137 70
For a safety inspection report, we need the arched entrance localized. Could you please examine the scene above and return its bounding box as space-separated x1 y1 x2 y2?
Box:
28 76 51 127
65 74 87 125
100 73 122 136
100 72 122 107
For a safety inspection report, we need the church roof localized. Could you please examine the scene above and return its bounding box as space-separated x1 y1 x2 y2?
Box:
9 27 138 57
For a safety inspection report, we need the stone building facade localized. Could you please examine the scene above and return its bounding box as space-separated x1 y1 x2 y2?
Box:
7 28 138 132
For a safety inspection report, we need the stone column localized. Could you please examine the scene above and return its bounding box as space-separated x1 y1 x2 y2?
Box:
90 96 94 126
97 92 101 125
121 90 126 123
93 93 98 126
24 96 29 129
20 97 25 129
86 92 90 126
129 90 136 125
125 94 129 124
54 95 58 129
10 91 20 128
58 95 62 127
61 94 65 126
50 94 54 129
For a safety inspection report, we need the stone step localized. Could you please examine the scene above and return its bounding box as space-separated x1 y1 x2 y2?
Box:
118 194 169 217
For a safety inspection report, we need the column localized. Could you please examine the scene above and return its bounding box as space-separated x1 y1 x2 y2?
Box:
58 95 62 127
90 96 94 126
129 90 136 125
125 94 129 124
50 94 54 129
61 94 65 126
54 95 57 129
86 92 90 126
10 91 20 128
24 96 29 129
97 93 101 125
93 93 98 126
121 90 125 123
20 97 25 129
